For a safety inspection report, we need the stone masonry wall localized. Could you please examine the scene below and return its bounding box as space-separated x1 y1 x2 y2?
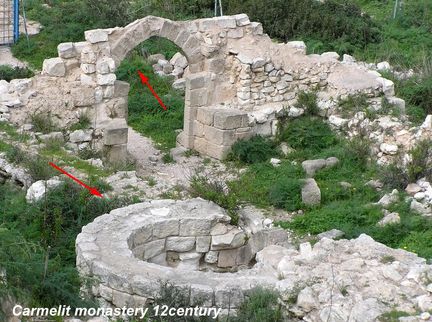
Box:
4 14 402 161
76 199 289 310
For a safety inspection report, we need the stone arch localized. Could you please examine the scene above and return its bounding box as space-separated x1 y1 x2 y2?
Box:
108 16 205 73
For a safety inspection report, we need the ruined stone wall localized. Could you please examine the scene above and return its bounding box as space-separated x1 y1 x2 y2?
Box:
4 14 402 161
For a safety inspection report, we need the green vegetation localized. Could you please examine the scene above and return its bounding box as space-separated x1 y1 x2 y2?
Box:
0 182 132 313
189 175 239 224
379 310 410 322
295 91 319 116
116 49 185 150
338 94 369 117
379 139 432 190
277 116 338 159
31 112 58 134
225 115 432 260
236 287 283 322
228 135 280 164
69 113 91 131
0 65 34 81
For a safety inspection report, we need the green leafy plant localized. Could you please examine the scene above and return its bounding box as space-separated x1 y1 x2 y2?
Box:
189 175 239 224
228 135 279 164
0 65 34 81
31 113 58 134
268 178 303 211
278 117 338 157
70 113 91 131
295 91 319 116
407 139 432 182
236 287 283 322
338 94 369 117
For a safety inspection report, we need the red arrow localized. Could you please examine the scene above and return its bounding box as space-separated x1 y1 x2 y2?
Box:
137 70 168 111
48 162 103 198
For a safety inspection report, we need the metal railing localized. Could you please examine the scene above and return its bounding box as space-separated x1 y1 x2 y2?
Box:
0 0 19 46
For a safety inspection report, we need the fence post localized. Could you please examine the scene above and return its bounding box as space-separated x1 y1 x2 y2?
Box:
13 0 19 42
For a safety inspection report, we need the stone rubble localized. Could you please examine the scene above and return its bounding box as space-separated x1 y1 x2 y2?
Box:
0 153 33 188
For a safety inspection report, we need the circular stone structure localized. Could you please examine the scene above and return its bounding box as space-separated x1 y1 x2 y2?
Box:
76 198 288 310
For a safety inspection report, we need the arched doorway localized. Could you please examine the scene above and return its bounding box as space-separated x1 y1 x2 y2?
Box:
115 36 188 151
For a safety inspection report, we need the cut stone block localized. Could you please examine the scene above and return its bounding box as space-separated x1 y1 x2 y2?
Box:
166 237 196 252
106 143 128 165
142 239 165 260
211 229 246 250
179 218 212 236
42 58 66 77
218 249 238 268
114 80 131 97
203 125 235 146
96 57 116 74
70 129 93 143
57 42 76 59
196 236 211 252
152 219 179 238
85 29 109 43
213 110 248 130
103 118 128 146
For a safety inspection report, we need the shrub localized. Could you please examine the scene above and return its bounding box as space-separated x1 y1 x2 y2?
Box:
338 94 369 117
77 147 102 160
31 113 57 134
345 137 371 170
189 175 239 224
268 178 303 211
149 281 213 322
278 117 338 156
5 146 26 164
236 287 283 322
295 91 319 116
407 139 432 182
0 65 34 82
70 113 91 131
0 182 131 314
378 162 409 190
225 0 381 52
228 135 279 164
24 155 57 181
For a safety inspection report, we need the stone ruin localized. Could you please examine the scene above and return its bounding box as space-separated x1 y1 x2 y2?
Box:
76 199 289 311
77 198 432 319
1 14 402 162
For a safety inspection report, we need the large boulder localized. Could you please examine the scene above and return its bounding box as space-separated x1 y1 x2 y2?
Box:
301 178 321 206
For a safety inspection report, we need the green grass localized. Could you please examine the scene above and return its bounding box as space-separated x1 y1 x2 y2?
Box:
116 51 184 151
0 182 132 314
227 116 432 260
236 287 283 322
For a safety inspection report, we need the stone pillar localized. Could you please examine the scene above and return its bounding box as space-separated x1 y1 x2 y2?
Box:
177 72 213 149
103 118 128 165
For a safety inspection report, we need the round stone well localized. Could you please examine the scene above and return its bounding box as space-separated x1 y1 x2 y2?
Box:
76 198 288 309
